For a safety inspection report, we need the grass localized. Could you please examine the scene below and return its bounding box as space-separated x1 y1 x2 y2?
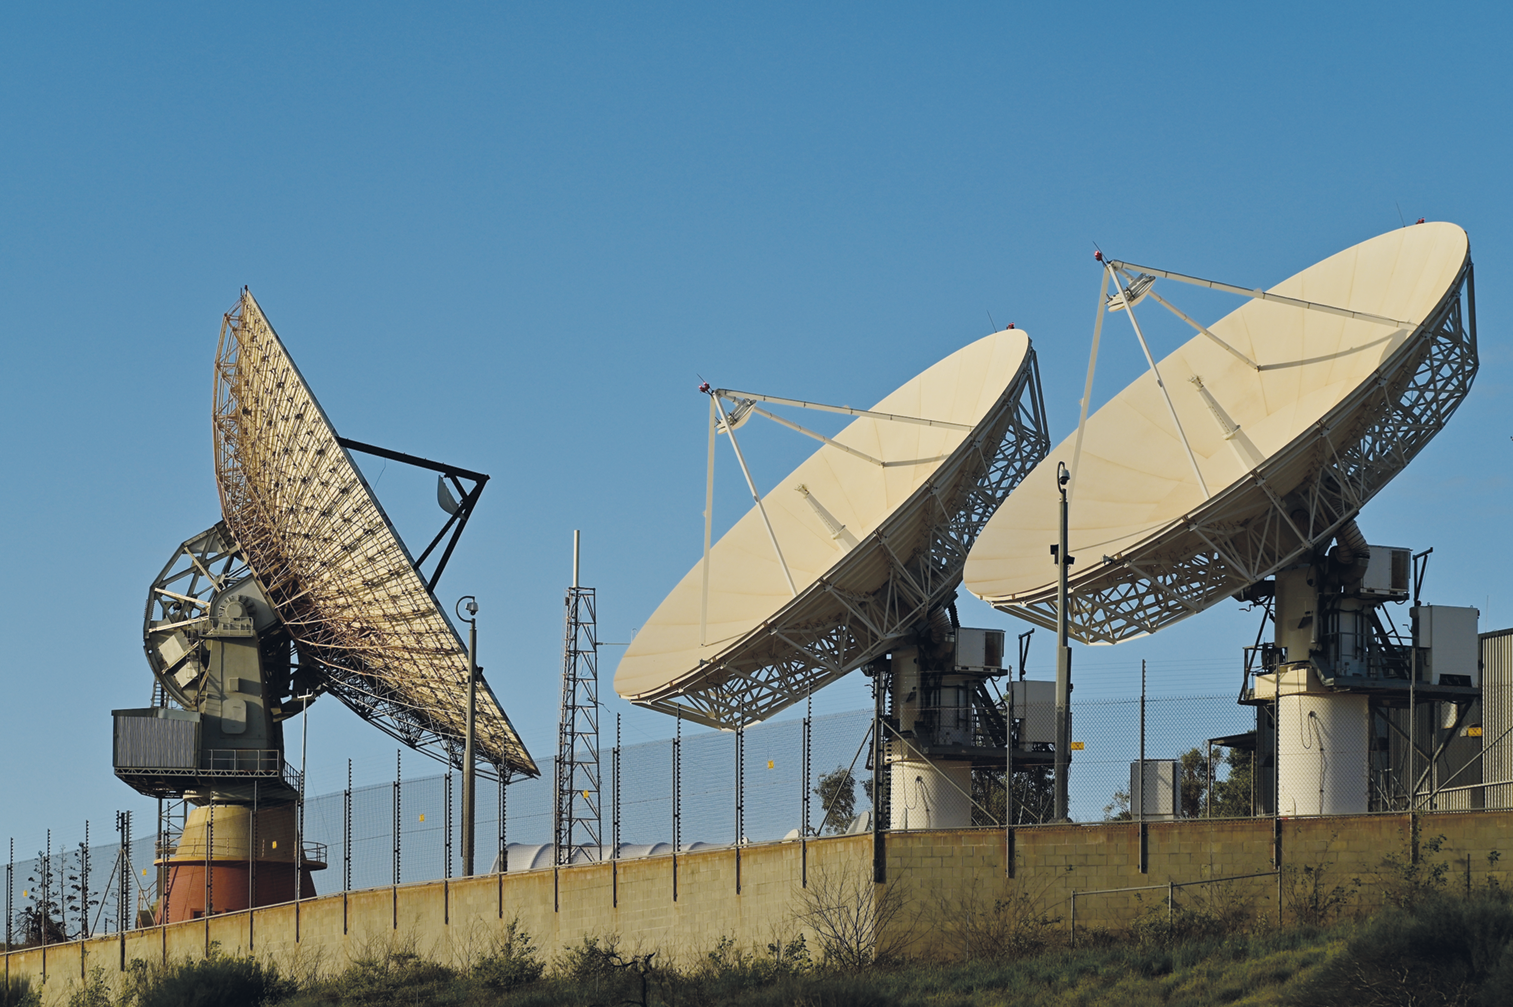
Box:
267 921 1346 1007
61 889 1513 1006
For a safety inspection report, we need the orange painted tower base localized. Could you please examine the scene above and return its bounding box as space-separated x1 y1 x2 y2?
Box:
156 804 326 922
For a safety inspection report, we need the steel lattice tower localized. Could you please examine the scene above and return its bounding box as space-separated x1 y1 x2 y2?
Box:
555 532 601 864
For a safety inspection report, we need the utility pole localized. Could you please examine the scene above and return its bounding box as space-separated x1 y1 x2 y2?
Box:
457 596 480 876
1053 461 1073 822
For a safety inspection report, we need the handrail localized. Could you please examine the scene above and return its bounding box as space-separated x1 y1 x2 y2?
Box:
1069 869 1280 946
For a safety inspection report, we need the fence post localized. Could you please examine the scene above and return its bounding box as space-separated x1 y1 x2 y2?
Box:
4 838 10 999
249 781 258 950
43 829 50 979
735 722 744 894
613 713 621 909
802 695 811 888
81 821 90 941
206 805 214 951
672 712 681 902
872 671 886 884
392 751 401 930
117 813 131 936
6 837 12 950
1070 890 1076 948
498 770 507 919
344 761 352 894
445 770 452 924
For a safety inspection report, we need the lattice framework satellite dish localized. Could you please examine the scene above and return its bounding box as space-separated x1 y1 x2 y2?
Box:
615 329 1049 729
213 290 536 777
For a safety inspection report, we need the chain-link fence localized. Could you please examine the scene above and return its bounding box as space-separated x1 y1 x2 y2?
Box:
6 688 1509 947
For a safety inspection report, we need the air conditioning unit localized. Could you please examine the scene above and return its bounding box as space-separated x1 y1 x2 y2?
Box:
1359 546 1411 600
955 627 1006 671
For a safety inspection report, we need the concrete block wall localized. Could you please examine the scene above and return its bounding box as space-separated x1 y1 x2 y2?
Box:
8 812 1513 1004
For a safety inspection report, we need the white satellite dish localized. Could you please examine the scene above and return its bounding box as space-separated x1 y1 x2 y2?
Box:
615 328 1049 728
965 222 1476 643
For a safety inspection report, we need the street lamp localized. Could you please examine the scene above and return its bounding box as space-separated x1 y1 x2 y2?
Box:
1053 461 1073 822
456 596 480 876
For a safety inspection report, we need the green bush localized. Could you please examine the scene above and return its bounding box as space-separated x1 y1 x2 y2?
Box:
1 976 39 1007
321 950 458 1007
120 950 296 1007
1289 890 1513 1007
471 918 545 992
66 967 111 1007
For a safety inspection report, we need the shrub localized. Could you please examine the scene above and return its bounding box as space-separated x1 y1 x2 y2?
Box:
1 977 39 1007
120 949 296 1007
471 917 545 992
324 950 457 1006
66 967 111 1007
1289 890 1513 1006
553 933 623 982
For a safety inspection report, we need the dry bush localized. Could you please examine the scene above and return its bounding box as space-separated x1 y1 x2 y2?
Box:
794 864 913 969
937 878 1063 961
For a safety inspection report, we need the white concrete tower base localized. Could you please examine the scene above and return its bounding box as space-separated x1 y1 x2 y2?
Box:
888 760 973 830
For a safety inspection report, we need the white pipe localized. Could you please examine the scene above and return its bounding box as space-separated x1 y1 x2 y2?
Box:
1105 261 1210 499
747 404 945 469
714 388 970 431
712 393 797 596
700 397 716 646
1109 259 1418 329
1119 271 1260 370
1068 269 1108 504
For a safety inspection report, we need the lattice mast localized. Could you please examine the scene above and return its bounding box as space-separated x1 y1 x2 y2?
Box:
555 531 601 863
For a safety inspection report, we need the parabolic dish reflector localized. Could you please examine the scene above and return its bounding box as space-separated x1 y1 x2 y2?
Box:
965 223 1476 643
213 291 537 777
616 329 1049 728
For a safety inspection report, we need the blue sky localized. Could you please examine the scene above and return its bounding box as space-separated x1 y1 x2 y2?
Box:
2 3 1509 848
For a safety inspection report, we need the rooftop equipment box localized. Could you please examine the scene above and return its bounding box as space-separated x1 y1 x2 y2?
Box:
1359 546 1411 600
954 627 1006 671
1009 680 1056 747
1414 605 1481 687
1130 759 1179 820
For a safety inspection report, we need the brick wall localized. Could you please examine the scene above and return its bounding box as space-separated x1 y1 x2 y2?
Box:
7 811 1512 1004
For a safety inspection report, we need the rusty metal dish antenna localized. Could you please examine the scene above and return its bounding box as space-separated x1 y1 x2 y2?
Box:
213 290 536 778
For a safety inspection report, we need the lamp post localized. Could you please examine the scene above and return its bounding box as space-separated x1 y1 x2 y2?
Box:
457 596 480 876
1053 461 1073 822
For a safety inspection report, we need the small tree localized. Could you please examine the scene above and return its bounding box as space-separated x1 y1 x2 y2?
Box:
1103 787 1132 821
1210 748 1255 817
814 766 856 835
1178 748 1210 819
63 841 98 940
18 852 68 947
796 865 911 968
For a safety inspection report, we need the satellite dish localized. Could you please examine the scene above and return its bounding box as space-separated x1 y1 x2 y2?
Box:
615 329 1049 728
965 223 1477 642
212 290 536 778
437 475 461 515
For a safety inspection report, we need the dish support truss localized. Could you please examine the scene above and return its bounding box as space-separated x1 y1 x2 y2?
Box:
644 349 1050 730
1000 260 1478 644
